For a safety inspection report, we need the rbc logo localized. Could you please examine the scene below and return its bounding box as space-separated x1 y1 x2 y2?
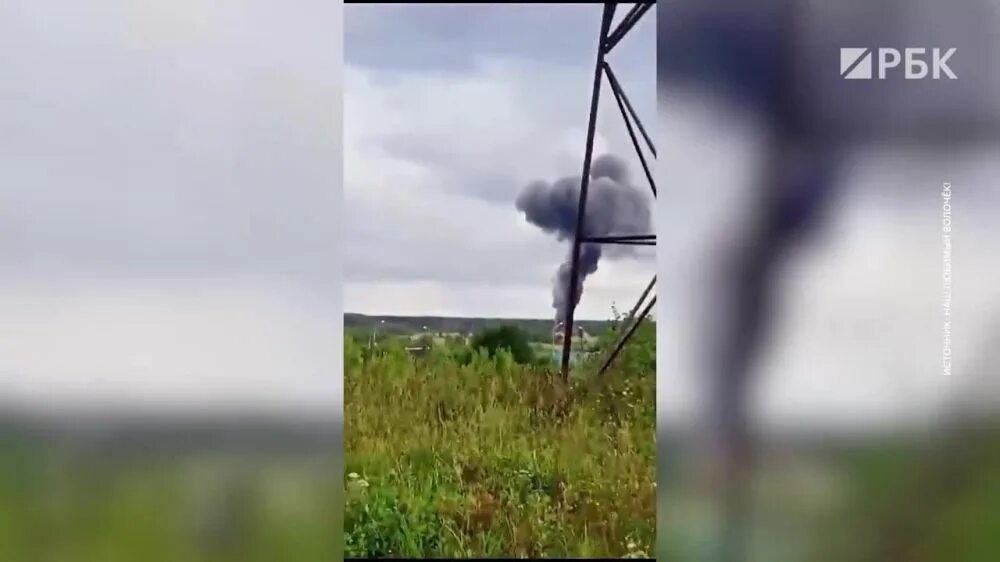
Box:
840 48 957 80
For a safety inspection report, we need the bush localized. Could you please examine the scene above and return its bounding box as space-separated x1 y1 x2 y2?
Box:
466 325 536 365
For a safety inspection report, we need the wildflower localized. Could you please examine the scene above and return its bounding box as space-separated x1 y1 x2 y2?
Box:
346 474 370 500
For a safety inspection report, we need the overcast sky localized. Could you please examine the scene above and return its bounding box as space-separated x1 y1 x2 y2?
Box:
343 4 657 320
0 0 342 417
4 1 993 427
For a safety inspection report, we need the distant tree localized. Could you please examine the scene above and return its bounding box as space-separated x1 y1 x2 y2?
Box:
468 325 536 365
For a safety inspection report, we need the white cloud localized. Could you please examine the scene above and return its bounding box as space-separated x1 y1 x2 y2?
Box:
0 278 341 419
0 0 342 416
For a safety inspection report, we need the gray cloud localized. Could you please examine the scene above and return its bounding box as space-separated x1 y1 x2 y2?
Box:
516 154 652 321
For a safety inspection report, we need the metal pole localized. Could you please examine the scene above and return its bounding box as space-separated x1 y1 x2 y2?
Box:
582 234 656 243
599 295 656 375
599 240 655 246
595 276 655 375
604 63 657 197
603 62 656 158
604 2 653 54
561 2 616 380
624 275 657 326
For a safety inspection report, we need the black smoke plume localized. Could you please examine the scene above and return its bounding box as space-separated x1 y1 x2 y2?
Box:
516 154 651 322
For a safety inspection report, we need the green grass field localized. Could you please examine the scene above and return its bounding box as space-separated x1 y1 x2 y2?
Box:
343 323 657 558
0 436 341 562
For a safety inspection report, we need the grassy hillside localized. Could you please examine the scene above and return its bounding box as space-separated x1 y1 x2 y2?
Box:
343 320 657 558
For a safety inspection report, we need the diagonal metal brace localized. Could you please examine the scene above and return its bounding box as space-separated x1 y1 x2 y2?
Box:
604 2 654 55
599 294 657 376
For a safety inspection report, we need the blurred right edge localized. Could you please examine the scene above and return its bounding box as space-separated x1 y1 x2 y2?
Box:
656 0 1000 561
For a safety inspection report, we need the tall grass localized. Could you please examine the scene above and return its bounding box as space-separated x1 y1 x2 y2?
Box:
343 323 656 558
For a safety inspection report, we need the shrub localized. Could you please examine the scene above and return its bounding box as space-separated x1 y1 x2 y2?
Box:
466 325 537 365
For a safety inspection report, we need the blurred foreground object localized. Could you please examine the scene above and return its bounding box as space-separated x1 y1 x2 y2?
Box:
0 412 341 561
658 1 1000 560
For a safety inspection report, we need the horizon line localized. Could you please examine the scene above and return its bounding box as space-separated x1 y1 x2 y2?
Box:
343 311 620 322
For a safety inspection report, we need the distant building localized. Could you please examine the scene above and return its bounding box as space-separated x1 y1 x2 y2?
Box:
405 346 429 357
551 322 596 365
552 322 591 345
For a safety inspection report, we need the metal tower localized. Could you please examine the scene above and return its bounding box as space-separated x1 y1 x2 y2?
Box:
560 2 657 380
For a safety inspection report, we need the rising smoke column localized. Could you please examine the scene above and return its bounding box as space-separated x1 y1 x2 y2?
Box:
516 154 651 322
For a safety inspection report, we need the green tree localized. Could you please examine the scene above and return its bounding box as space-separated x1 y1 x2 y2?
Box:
467 325 536 365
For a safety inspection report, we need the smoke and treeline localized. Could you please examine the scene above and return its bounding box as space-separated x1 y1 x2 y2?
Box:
515 154 651 322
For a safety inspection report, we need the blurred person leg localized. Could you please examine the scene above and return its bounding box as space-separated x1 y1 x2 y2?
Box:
707 133 841 561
